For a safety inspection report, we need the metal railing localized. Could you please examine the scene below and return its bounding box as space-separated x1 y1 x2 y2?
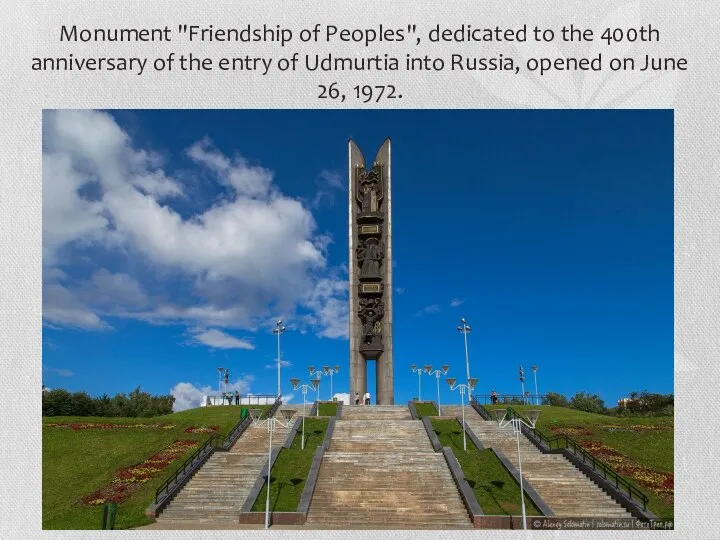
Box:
154 396 281 506
155 433 220 504
474 394 546 405
498 406 650 511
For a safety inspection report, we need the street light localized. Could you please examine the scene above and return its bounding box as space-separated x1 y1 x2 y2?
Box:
322 365 340 400
308 366 325 416
290 378 319 450
491 407 541 530
531 365 539 405
217 367 224 396
446 377 478 451
410 364 424 401
519 366 526 404
457 318 473 397
249 407 296 529
273 320 287 398
424 365 450 415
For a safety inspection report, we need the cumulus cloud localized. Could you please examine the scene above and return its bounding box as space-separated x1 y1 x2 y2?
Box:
333 392 351 405
450 298 465 307
172 376 253 411
42 110 347 340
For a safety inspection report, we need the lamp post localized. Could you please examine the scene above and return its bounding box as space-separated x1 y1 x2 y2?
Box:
446 377 478 451
290 378 319 450
531 365 539 405
410 364 424 401
491 407 541 530
424 365 450 415
457 318 473 397
273 320 287 398
322 365 340 400
217 367 224 398
519 366 526 404
308 366 325 416
248 407 296 529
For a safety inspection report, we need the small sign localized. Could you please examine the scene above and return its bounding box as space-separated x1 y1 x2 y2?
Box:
360 225 380 234
361 284 381 293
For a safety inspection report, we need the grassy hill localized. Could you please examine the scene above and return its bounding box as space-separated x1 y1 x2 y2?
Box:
485 404 673 519
42 405 269 530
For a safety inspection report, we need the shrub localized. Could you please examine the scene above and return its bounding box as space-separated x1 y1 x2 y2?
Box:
569 391 606 414
543 392 568 407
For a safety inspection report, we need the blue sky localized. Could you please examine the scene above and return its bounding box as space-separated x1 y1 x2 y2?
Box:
42 109 673 410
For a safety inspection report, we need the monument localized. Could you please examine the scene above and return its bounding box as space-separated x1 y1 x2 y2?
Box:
348 138 394 405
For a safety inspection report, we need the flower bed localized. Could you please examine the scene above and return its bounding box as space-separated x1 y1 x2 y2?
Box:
184 425 220 434
579 440 674 504
599 424 670 432
81 440 199 505
548 425 593 436
45 422 176 431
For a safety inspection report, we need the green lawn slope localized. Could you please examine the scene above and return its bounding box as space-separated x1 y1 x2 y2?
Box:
42 405 270 530
485 404 673 519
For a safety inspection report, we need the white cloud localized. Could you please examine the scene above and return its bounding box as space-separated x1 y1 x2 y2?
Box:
265 360 292 369
189 328 254 350
43 365 74 377
171 376 252 411
416 304 441 316
450 298 465 307
171 382 212 411
280 393 295 404
311 170 344 208
42 110 348 340
334 392 351 405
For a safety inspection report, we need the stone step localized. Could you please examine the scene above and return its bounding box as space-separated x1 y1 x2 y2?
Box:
441 411 632 518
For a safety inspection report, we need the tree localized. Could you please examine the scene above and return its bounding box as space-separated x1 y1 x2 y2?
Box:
569 391 606 414
543 392 568 407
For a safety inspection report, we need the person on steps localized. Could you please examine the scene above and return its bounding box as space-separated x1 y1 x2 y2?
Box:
364 391 371 405
355 392 360 405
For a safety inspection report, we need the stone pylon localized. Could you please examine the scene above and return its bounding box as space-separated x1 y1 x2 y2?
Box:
348 138 394 405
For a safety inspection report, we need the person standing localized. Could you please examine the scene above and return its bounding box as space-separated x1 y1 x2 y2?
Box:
355 392 360 405
364 391 371 405
235 390 240 405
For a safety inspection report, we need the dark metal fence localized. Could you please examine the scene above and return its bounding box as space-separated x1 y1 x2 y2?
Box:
497 406 650 511
473 394 546 405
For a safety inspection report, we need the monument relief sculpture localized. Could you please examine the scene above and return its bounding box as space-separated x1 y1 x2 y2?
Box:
349 138 393 404
357 237 383 281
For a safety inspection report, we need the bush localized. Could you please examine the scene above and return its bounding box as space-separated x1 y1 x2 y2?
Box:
543 392 568 407
569 391 606 414
42 386 175 417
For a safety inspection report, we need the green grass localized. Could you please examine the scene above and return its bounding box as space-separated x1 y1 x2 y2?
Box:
414 402 438 417
251 418 329 512
317 402 338 416
42 405 271 530
485 404 673 519
431 418 542 516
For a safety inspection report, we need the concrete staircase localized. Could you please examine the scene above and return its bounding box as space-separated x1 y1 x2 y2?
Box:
156 407 296 523
442 406 632 518
304 405 473 529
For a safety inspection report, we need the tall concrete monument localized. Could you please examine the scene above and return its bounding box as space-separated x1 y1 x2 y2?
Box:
348 138 394 405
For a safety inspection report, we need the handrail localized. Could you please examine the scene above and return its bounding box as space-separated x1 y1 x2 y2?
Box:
497 405 650 511
153 396 282 508
155 433 220 504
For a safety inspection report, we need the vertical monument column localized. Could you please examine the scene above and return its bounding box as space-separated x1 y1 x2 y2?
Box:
348 138 394 405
